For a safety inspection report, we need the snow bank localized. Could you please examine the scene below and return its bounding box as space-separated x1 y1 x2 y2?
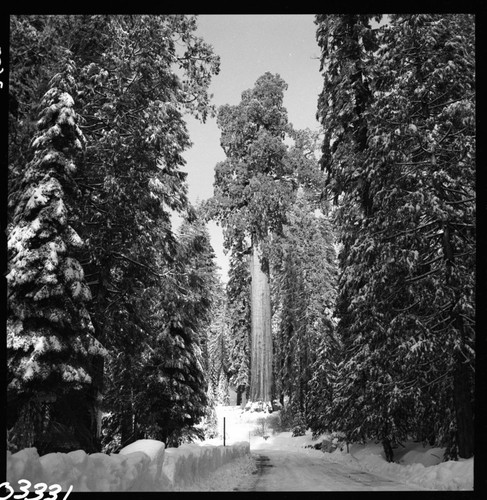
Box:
163 441 250 488
179 454 256 491
6 439 250 492
247 423 473 491
321 439 474 491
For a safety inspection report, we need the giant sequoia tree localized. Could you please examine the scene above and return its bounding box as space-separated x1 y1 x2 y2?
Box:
211 73 294 403
315 14 475 460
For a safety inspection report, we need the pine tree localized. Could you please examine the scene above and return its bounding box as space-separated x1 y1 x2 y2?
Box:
226 241 252 404
72 17 218 447
315 14 379 213
7 66 106 453
8 14 221 451
364 14 475 459
71 15 218 448
135 212 218 446
8 16 82 229
315 14 475 460
271 190 338 422
206 284 231 404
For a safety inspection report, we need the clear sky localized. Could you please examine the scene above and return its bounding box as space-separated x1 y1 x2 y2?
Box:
180 14 323 283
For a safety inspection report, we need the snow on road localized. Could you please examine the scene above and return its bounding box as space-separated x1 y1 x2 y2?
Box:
211 407 423 491
234 449 423 491
201 406 472 491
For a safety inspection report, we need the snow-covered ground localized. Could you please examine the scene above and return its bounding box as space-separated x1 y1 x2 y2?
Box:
6 435 249 492
174 454 256 491
197 405 473 491
6 405 473 491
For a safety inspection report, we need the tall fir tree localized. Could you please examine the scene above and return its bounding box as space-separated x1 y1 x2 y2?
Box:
225 241 252 404
271 190 338 421
7 65 106 453
101 209 219 449
315 14 475 460
72 17 218 446
8 14 220 451
138 212 218 446
363 14 475 459
206 283 231 404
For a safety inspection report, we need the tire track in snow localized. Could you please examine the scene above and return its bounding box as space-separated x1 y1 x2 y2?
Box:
235 450 425 491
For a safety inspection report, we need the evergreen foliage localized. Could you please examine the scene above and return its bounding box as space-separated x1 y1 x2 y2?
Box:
313 14 475 461
7 66 106 453
7 14 475 463
271 190 338 424
225 242 252 400
210 72 294 403
206 284 231 404
137 213 217 447
211 72 293 245
8 14 220 452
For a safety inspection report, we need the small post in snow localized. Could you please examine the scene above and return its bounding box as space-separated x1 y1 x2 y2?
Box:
223 417 226 447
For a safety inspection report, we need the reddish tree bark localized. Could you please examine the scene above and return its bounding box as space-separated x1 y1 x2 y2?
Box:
250 241 273 403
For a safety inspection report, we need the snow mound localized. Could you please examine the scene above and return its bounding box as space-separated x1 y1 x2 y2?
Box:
119 439 165 461
6 439 250 492
323 439 473 491
119 439 170 490
163 441 250 488
179 454 256 491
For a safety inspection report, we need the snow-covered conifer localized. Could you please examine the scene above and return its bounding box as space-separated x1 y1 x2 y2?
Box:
315 14 475 461
7 74 105 451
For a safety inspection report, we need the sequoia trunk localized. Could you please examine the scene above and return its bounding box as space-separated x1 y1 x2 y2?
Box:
250 241 273 402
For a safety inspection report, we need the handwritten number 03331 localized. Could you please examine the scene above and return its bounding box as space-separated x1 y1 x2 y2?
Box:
0 480 73 500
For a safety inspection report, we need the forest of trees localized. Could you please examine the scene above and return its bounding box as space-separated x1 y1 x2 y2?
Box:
311 14 475 461
6 14 475 464
7 14 221 453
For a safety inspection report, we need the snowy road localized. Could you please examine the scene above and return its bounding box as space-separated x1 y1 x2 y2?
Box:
234 449 423 491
